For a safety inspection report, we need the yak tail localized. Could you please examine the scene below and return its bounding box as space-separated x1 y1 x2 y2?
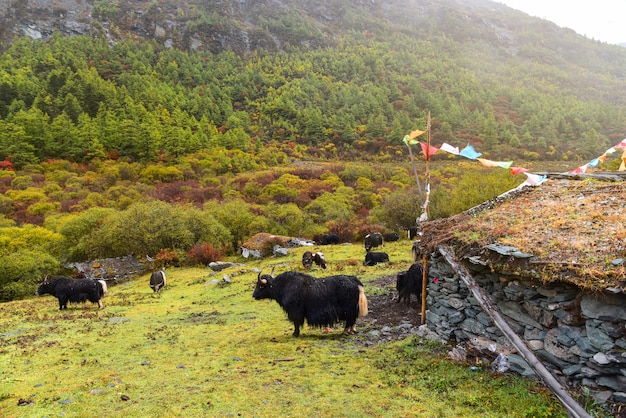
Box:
357 285 368 317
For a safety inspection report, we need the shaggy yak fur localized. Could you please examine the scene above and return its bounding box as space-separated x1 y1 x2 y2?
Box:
363 251 389 266
37 276 105 310
320 233 340 245
364 232 383 251
396 262 424 305
253 271 368 337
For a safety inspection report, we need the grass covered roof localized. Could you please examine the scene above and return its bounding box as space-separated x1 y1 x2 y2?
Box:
421 178 626 291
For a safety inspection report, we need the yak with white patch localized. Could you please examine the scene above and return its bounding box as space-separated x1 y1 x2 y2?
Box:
364 232 383 251
302 251 327 269
149 269 166 293
37 276 105 310
253 271 368 337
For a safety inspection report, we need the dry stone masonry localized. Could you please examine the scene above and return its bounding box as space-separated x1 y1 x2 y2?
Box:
424 252 626 405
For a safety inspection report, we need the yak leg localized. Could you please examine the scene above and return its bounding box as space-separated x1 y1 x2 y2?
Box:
98 299 103 309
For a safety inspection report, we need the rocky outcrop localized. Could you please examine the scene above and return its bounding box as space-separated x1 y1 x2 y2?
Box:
0 0 338 53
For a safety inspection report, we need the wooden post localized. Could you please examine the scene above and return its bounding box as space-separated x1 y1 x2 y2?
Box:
437 245 591 418
420 253 428 324
406 143 424 203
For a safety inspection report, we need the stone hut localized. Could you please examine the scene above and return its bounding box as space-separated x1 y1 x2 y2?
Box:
417 177 625 410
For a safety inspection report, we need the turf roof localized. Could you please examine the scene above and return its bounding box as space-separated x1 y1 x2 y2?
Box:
421 177 626 292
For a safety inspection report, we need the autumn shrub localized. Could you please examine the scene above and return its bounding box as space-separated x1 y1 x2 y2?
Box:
155 248 184 268
326 220 357 243
186 242 223 266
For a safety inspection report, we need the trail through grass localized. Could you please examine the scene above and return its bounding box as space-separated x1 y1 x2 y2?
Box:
0 242 565 417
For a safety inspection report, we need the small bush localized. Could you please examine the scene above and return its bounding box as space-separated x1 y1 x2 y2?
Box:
155 248 184 268
187 242 223 266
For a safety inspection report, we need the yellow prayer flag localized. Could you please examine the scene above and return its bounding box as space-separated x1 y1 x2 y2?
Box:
408 129 425 140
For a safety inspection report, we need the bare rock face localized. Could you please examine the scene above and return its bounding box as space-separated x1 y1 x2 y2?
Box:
0 0 336 53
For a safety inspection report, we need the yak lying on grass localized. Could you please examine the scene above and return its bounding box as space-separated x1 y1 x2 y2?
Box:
363 251 389 266
253 271 368 337
37 276 105 310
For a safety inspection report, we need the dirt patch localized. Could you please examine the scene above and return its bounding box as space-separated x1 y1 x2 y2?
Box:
354 274 425 346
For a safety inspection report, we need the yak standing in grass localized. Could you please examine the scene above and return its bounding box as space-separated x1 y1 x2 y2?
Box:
396 263 424 305
37 276 105 310
253 271 368 337
150 269 166 293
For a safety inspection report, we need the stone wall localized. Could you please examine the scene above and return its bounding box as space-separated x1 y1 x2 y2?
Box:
424 252 626 405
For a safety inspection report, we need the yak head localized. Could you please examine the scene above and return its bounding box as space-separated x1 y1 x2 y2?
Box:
36 275 51 296
252 267 275 300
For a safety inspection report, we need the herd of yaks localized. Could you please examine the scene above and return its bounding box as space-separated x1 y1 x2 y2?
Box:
35 230 424 337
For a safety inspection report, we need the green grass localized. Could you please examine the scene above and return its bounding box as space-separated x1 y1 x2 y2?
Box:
0 241 565 417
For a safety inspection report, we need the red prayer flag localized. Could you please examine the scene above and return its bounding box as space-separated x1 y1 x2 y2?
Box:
419 142 439 160
510 167 529 175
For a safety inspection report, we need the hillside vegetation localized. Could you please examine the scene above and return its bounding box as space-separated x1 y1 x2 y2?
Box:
1 0 626 167
0 0 625 300
0 242 566 417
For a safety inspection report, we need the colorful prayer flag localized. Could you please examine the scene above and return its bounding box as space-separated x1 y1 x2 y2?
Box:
459 145 482 160
523 172 547 186
477 158 513 169
510 167 529 175
569 165 588 174
420 142 439 160
409 129 426 140
440 143 460 155
614 138 626 149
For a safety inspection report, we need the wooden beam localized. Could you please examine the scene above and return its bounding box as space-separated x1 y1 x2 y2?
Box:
437 245 591 418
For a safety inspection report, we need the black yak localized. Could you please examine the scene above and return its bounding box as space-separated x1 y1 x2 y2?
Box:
383 232 399 242
364 232 383 251
37 276 105 310
149 269 166 293
396 263 424 305
363 251 389 266
252 271 368 337
302 251 327 269
320 233 340 245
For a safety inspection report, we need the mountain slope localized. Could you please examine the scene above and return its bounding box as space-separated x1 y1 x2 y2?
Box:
1 0 626 164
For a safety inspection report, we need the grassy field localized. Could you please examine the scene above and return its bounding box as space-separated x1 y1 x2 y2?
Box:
0 241 565 417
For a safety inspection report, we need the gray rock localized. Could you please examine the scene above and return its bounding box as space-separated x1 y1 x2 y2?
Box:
595 375 626 391
498 301 543 329
586 323 615 351
507 354 537 378
613 392 626 403
543 328 578 363
581 293 626 321
208 261 242 272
